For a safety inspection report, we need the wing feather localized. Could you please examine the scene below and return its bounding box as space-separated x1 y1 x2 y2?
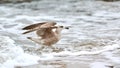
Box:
22 22 46 30
22 21 57 34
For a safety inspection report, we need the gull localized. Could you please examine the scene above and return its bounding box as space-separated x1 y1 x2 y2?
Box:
22 21 69 46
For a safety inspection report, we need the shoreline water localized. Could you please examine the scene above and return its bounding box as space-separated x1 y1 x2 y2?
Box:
0 0 120 68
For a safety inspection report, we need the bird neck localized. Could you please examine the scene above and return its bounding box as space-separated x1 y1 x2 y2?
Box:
55 28 62 35
54 28 63 40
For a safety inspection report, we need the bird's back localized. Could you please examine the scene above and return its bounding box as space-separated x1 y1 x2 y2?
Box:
38 28 59 46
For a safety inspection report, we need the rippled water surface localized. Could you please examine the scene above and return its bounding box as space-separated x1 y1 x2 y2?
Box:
0 0 120 68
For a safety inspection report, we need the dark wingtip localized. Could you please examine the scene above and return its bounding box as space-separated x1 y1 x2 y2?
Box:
27 37 31 39
22 30 34 34
22 26 32 30
22 32 26 34
22 28 26 30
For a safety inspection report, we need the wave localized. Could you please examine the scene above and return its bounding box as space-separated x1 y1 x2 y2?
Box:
0 36 40 68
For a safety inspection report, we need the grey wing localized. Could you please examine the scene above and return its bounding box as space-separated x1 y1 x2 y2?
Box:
36 26 58 37
36 29 46 36
39 22 56 28
22 22 46 30
22 22 48 34
22 21 57 34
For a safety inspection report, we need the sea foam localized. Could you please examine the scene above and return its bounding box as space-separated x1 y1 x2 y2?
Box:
0 36 40 68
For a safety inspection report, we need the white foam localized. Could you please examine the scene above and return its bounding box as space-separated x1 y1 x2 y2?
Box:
44 44 120 56
102 52 120 64
90 62 110 68
39 54 54 60
0 36 40 68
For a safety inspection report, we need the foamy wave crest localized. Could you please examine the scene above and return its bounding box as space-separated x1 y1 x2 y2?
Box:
0 36 40 68
42 44 120 57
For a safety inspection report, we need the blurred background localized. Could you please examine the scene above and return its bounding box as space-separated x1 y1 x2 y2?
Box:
0 0 120 3
0 0 120 68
